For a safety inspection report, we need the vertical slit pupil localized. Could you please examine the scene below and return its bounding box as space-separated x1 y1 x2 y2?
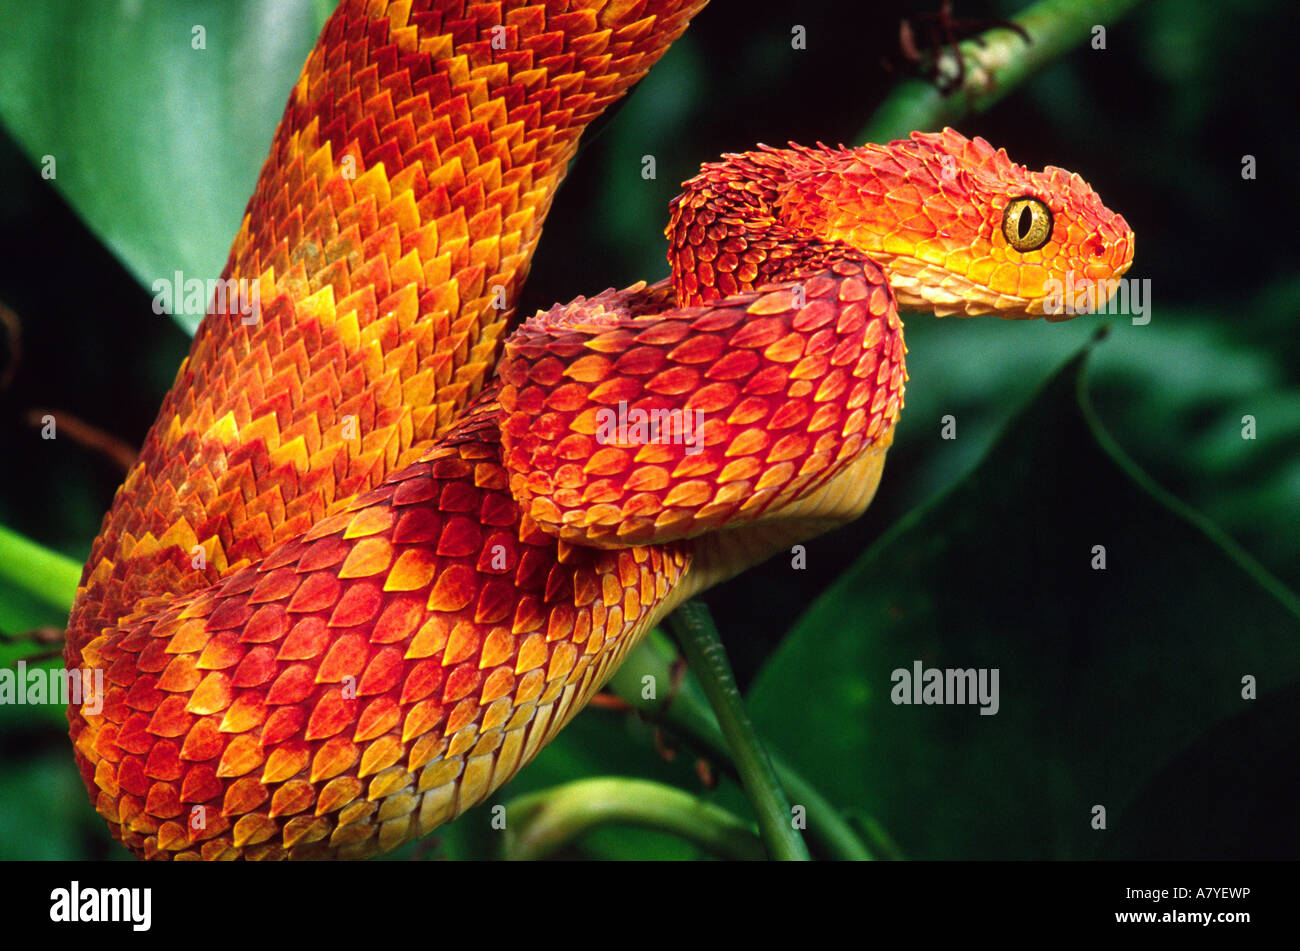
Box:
1018 206 1033 240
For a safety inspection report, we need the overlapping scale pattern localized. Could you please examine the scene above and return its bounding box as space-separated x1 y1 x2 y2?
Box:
76 393 688 858
497 262 905 547
65 0 709 860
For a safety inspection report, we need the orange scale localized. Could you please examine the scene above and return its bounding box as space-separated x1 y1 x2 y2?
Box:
155 822 189 853
305 690 359 741
356 646 405 695
436 619 478 666
705 349 760 383
327 581 385 628
813 368 850 404
571 569 600 607
206 598 254 633
478 493 517 528
266 663 317 706
117 758 149 798
98 679 130 718
144 741 184 782
317 632 371 682
219 693 269 735
230 646 278 690
231 813 278 848
382 549 437 592
401 698 445 744
391 509 441 546
642 365 699 396
686 381 740 414
427 565 478 613
180 716 226 762
187 672 234 716
369 597 423 644
337 536 395 578
147 696 196 739
196 633 245 671
136 638 172 673
115 715 151 755
165 618 211 654
216 734 265 778
309 736 360 784
256 696 305 748
247 567 302 604
286 572 342 613
124 676 165 713
268 779 316 819
180 765 223 804
354 696 401 744
399 660 445 705
742 364 790 396
434 514 482 557
144 782 183 820
766 433 811 465
358 735 405 778
278 616 331 661
443 697 481 738
513 548 551 589
390 475 437 506
768 399 812 430
240 604 291 644
612 346 666 377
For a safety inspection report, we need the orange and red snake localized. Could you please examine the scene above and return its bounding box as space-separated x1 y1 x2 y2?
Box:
63 0 1134 859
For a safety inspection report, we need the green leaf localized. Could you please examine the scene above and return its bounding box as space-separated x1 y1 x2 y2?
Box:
746 339 1300 859
0 0 329 334
1103 682 1300 859
0 525 79 637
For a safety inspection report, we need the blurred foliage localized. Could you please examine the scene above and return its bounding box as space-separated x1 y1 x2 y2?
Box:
0 0 332 335
745 347 1300 859
0 0 1296 859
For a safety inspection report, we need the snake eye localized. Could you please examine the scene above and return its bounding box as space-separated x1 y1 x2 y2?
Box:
1001 196 1054 252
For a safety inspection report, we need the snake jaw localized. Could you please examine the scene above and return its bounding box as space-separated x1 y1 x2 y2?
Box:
772 129 1136 320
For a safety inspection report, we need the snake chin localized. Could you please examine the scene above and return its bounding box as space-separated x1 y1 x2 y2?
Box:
681 438 894 598
875 257 1025 318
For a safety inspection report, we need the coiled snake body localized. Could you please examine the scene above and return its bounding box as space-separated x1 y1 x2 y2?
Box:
64 0 1133 859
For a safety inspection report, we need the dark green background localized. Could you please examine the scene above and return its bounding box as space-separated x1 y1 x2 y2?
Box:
0 0 1296 859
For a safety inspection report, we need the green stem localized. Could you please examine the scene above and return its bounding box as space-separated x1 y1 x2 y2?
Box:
502 777 764 861
609 630 878 860
0 525 81 616
667 600 810 861
861 0 1147 143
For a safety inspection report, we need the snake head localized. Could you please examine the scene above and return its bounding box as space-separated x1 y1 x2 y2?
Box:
780 128 1135 319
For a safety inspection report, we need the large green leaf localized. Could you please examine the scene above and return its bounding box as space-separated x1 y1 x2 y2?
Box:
746 340 1300 859
0 0 331 334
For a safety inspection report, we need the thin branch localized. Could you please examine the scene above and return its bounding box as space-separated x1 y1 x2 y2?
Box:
26 408 138 474
668 600 810 861
609 630 878 860
861 0 1147 143
502 777 764 861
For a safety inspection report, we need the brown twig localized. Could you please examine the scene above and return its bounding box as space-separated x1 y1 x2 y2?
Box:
886 0 1032 95
26 408 138 474
0 301 20 390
